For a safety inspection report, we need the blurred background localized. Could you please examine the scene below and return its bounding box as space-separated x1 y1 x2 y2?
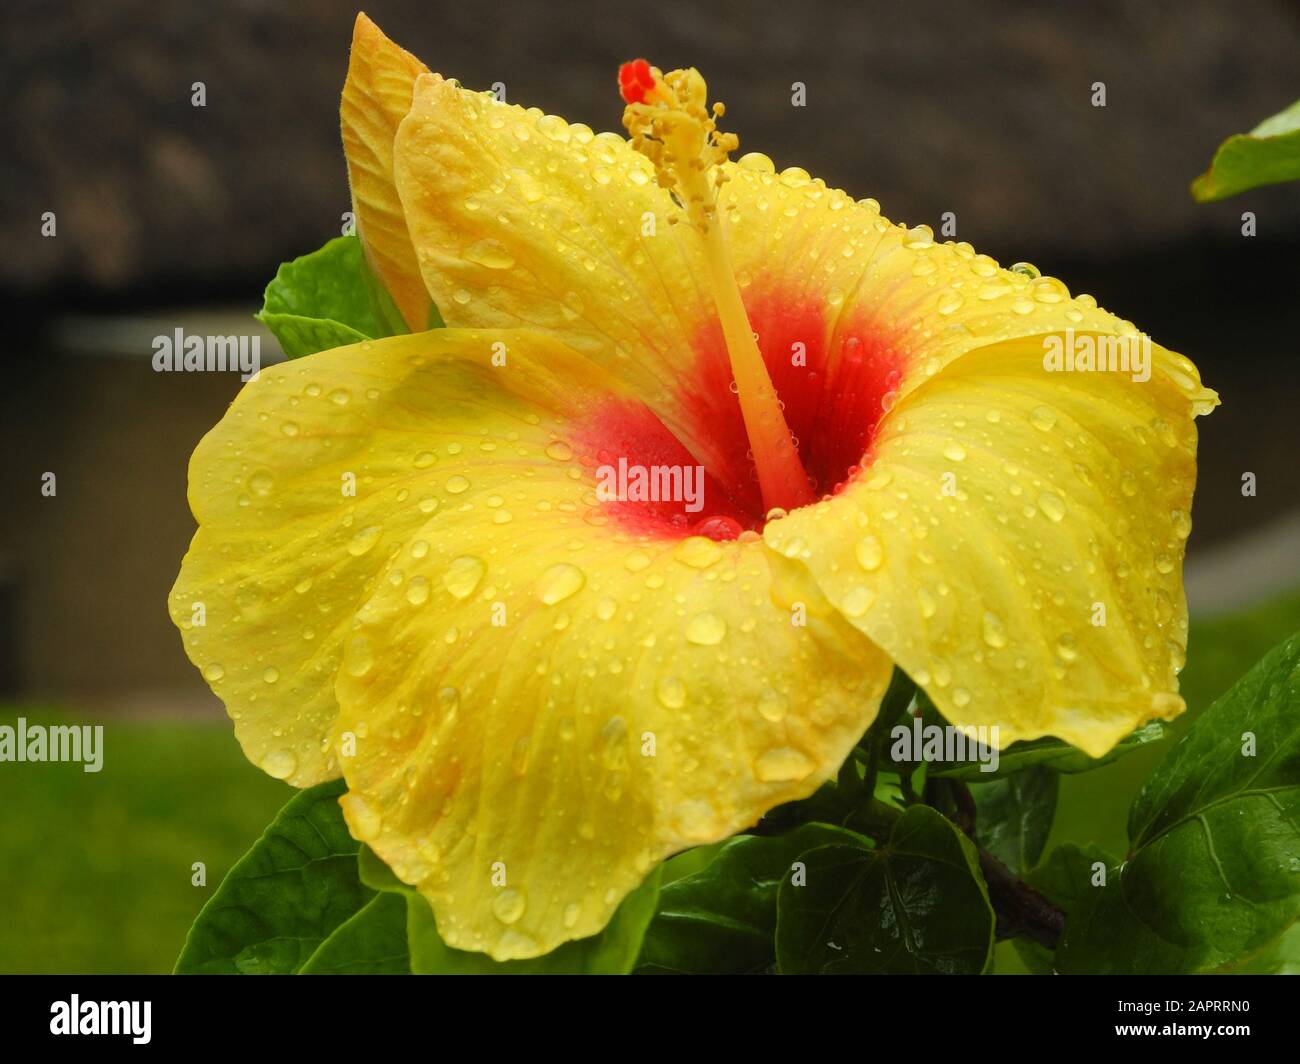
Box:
1 0 1297 973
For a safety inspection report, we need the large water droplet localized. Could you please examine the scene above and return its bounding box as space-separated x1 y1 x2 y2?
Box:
249 470 274 496
675 536 723 569
1030 406 1058 432
536 563 585 605
443 556 486 600
343 793 383 840
757 688 789 722
464 239 515 270
685 611 727 645
981 612 1007 648
261 748 297 780
755 746 814 782
841 586 875 617
347 525 383 556
855 535 884 571
1037 491 1067 522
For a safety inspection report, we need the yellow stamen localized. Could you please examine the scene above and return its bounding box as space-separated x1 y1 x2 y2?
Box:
621 64 813 513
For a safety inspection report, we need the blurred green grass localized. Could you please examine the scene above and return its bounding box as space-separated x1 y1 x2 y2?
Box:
0 712 289 973
3 589 1298 974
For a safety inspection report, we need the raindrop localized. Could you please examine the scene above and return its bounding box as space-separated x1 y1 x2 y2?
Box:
755 746 814 782
347 525 383 556
261 748 297 780
536 563 585 605
685 611 727 645
443 556 486 599
656 676 687 709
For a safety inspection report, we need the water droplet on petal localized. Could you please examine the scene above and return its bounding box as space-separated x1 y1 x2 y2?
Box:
348 525 383 556
261 748 296 779
841 586 875 617
685 611 727 645
1036 492 1066 522
464 239 515 270
674 536 722 569
656 676 687 709
443 556 486 599
405 576 431 605
855 535 884 571
536 563 585 605
1030 406 1058 432
342 793 383 840
493 888 526 924
755 688 789 723
346 634 375 677
981 612 1007 648
755 746 814 782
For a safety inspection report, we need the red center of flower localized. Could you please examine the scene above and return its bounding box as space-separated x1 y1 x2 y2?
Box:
574 288 903 541
618 59 656 105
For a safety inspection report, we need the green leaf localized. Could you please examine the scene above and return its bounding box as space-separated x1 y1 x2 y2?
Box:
360 845 661 974
1011 842 1114 973
256 235 416 357
637 823 871 974
299 892 410 975
1056 631 1300 973
1222 921 1300 974
970 766 1058 873
175 780 371 974
928 720 1169 781
775 805 994 974
1192 98 1300 201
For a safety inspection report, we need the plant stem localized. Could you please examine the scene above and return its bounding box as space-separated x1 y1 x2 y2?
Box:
933 777 1066 951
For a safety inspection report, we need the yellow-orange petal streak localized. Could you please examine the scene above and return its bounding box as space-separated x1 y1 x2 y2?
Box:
341 13 432 331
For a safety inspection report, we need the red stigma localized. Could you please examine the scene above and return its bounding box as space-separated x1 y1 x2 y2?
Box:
618 59 655 105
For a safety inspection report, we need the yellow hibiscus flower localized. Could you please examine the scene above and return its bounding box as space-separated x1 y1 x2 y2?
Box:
169 13 1216 961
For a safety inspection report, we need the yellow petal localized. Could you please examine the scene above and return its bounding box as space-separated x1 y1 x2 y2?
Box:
764 332 1215 757
168 337 490 787
341 14 431 330
171 327 891 958
388 75 773 489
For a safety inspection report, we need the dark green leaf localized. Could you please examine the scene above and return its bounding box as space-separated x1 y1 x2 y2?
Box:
1192 98 1300 201
360 845 661 974
928 720 1168 781
637 823 870 974
1012 842 1114 973
1222 921 1300 974
175 780 371 974
299 892 410 975
1057 631 1300 973
970 766 1058 873
257 235 415 357
775 805 994 974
